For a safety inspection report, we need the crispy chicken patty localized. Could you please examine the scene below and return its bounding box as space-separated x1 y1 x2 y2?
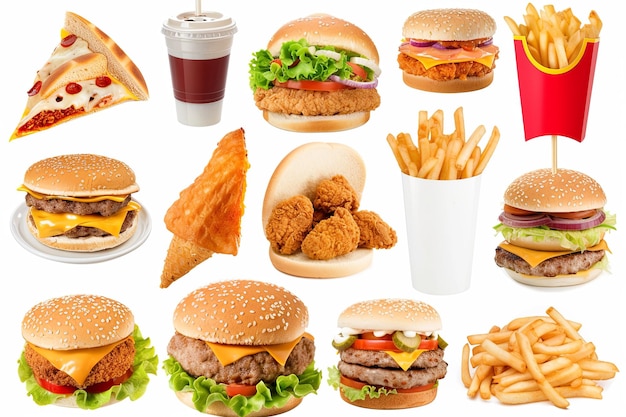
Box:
24 338 135 389
253 86 380 116
167 332 316 385
495 247 605 277
397 53 494 81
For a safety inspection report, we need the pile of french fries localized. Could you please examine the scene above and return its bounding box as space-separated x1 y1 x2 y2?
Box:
504 3 603 69
387 107 500 180
462 306 619 409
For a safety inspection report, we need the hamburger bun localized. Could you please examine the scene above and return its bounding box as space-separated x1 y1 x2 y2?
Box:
339 386 437 409
402 70 494 93
172 279 309 346
503 264 604 287
262 110 371 133
262 142 371 278
175 391 302 417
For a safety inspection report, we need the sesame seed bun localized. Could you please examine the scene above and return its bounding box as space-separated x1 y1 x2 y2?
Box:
23 154 139 197
503 168 606 213
172 280 309 346
337 299 442 333
402 8 496 41
21 294 134 350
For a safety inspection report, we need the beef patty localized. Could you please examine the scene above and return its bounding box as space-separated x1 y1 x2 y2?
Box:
495 246 605 277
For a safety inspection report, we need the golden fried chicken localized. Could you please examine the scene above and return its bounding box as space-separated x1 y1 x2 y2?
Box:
353 210 398 249
265 195 314 255
313 175 360 214
301 207 360 260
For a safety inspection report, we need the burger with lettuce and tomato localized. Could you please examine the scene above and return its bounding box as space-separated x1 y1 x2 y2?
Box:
248 13 381 132
328 299 447 409
398 8 499 93
18 294 158 409
494 168 616 287
163 279 322 417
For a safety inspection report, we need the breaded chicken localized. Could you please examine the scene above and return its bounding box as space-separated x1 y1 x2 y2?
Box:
313 175 360 214
301 207 360 260
265 195 314 255
353 210 398 249
397 53 495 81
253 86 380 117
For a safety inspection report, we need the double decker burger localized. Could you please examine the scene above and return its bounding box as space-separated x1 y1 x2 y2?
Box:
248 13 381 132
398 8 499 93
163 279 322 417
18 153 141 252
328 299 447 409
494 168 616 286
18 294 158 409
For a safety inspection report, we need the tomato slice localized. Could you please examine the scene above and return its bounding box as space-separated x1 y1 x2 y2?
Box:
347 62 367 79
225 383 258 397
273 80 350 91
352 336 438 352
35 368 133 395
340 375 435 393
36 377 76 394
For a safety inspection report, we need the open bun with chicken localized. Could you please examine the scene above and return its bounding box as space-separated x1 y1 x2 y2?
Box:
328 299 447 409
398 8 499 93
494 168 616 286
249 13 381 132
263 142 397 278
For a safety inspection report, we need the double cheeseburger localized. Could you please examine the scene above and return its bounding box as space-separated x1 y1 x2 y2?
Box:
398 8 499 92
19 153 141 252
163 279 322 417
248 13 381 132
18 294 158 409
494 168 616 286
328 299 447 409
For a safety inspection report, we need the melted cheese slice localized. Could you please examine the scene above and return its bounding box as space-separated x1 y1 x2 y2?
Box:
29 201 140 238
206 333 313 367
383 349 427 371
498 240 609 268
27 335 132 385
399 42 498 70
18 185 129 203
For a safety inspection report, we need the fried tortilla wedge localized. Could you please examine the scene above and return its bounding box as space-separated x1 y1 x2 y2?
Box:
160 128 249 288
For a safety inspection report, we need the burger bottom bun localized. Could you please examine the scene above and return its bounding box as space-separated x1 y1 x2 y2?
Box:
339 386 437 409
175 391 302 417
268 246 373 278
506 233 605 252
27 213 139 252
263 110 370 132
402 71 493 93
53 394 119 408
503 263 604 287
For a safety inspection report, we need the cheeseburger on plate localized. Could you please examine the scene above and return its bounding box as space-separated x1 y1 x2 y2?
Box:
398 8 499 92
18 153 141 252
328 299 447 409
248 13 381 132
18 294 158 409
163 279 322 417
494 168 616 286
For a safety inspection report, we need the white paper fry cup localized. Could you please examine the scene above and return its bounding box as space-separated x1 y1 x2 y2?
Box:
401 173 482 295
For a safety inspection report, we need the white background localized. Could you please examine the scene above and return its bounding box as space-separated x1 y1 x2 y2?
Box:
1 1 623 416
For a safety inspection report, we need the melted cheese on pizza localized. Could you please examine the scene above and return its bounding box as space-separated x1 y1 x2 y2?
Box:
38 38 92 81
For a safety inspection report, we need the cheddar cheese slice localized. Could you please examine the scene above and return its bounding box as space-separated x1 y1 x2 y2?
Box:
498 240 609 268
383 349 427 371
399 43 499 70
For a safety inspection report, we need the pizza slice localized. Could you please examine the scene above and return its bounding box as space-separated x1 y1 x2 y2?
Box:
10 11 148 140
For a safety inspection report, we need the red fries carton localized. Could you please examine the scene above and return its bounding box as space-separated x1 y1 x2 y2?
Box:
513 36 599 142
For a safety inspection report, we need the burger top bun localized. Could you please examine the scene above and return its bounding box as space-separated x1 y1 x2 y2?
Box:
21 294 134 350
23 153 139 197
504 168 606 213
267 13 379 62
338 299 442 333
262 142 371 278
402 8 496 41
172 280 309 346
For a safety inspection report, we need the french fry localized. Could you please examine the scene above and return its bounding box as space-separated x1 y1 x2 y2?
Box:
455 124 485 170
461 343 472 388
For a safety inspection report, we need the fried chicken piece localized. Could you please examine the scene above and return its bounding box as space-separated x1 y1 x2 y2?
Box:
397 53 495 81
353 210 398 249
313 175 360 214
265 195 314 255
301 207 359 260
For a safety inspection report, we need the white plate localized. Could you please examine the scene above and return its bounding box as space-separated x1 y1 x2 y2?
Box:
9 201 151 264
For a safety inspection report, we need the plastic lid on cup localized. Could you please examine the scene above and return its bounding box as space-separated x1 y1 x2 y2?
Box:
162 11 237 39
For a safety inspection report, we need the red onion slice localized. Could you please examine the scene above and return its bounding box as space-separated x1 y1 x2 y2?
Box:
547 210 606 231
499 211 550 228
409 39 436 48
328 75 378 89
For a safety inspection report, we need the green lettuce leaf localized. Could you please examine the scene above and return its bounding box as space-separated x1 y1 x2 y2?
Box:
326 365 399 402
17 325 158 410
493 211 616 251
248 38 372 91
163 356 322 417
